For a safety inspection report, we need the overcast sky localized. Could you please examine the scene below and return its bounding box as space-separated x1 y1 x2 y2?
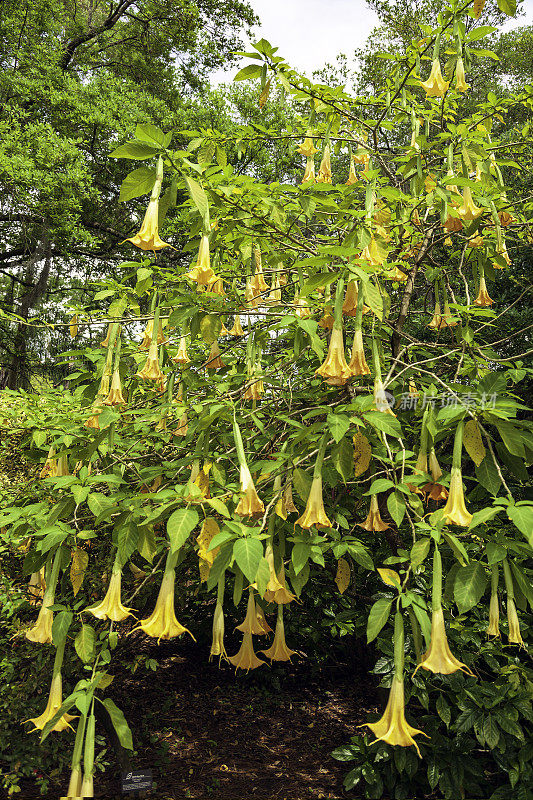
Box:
213 0 533 83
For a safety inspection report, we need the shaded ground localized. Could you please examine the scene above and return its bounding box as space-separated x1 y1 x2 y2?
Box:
15 635 377 799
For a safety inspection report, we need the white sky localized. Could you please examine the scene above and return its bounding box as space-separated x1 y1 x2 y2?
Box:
213 0 533 83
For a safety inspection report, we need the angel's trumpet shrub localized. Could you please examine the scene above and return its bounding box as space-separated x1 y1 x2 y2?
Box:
359 494 390 531
210 578 227 662
228 631 265 671
316 143 332 183
349 287 370 376
503 559 524 645
302 156 316 183
362 613 426 756
228 315 245 336
296 436 332 529
40 446 57 479
136 341 164 381
456 187 482 222
261 605 297 661
172 336 190 365
415 548 474 676
104 371 125 406
420 58 449 97
423 448 448 502
187 233 216 286
251 248 268 295
236 588 266 635
133 550 194 642
125 157 171 252
455 57 469 92
26 672 75 733
487 565 500 637
442 422 472 526
26 549 62 644
233 420 265 518
474 274 494 307
86 564 135 622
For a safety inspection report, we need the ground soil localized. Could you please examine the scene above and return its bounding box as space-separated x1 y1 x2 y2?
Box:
14 634 377 800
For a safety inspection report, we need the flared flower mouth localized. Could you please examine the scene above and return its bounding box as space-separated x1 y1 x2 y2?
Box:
26 601 54 644
420 58 449 98
360 677 427 756
86 570 135 622
132 569 194 642
296 474 332 529
235 462 265 518
136 342 164 381
414 607 474 676
315 327 352 386
261 611 297 662
26 673 76 733
358 494 390 531
228 631 266 671
442 468 472 526
125 198 172 252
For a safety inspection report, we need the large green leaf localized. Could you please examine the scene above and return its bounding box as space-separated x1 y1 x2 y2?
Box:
328 413 350 444
233 538 263 583
75 624 96 663
454 562 488 613
102 698 134 750
119 167 157 202
507 504 533 547
135 123 171 149
332 438 353 483
497 0 516 15
167 508 199 552
367 598 392 643
185 176 209 225
110 140 160 160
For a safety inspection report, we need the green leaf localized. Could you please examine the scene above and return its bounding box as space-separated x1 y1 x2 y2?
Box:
71 485 90 506
510 562 533 608
332 438 353 483
75 624 96 663
485 542 507 564
234 64 263 81
200 314 222 344
436 694 451 726
206 497 230 518
495 422 525 458
410 538 431 568
454 562 488 613
233 538 263 583
475 456 501 496
117 522 139 568
387 491 406 527
367 478 395 494
347 542 374 571
482 715 500 749
87 492 114 519
255 557 271 598
507 504 533 547
297 318 324 359
293 467 312 502
299 272 337 297
362 281 383 320
167 508 199 552
291 542 310 575
119 167 157 202
364 411 402 438
51 611 73 648
185 176 209 225
110 140 160 160
135 123 171 149
367 598 392 643
102 698 134 750
497 0 516 15
328 413 350 444
466 26 498 41
468 506 501 531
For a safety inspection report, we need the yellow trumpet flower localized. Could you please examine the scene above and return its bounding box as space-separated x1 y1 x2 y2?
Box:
302 157 316 183
423 449 448 502
474 275 494 307
125 197 172 252
297 136 318 158
139 319 167 350
187 234 217 285
236 589 267 635
292 292 312 319
455 57 469 93
228 632 266 671
296 474 332 529
28 568 46 606
456 187 482 222
507 598 524 645
133 554 194 642
359 494 390 532
103 371 126 406
251 248 268 295
243 379 264 401
487 592 500 637
26 673 76 733
86 569 135 622
235 462 265 518
316 143 332 183
345 157 358 186
362 676 427 756
442 468 472 527
374 377 396 416
349 329 371 376
415 607 474 676
261 606 297 661
229 315 245 336
420 58 449 98
40 446 57 479
315 327 352 386
26 600 54 644
136 341 164 381
318 305 334 330
172 336 190 365
210 601 227 662
206 340 224 370
342 281 359 316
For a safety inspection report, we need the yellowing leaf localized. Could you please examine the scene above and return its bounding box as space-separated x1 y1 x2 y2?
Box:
474 0 487 17
464 419 486 466
69 314 78 338
335 558 351 594
70 548 89 596
378 567 401 588
353 432 372 477
259 79 272 109
197 517 220 580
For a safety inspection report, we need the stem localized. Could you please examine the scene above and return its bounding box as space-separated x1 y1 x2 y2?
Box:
452 420 465 469
393 610 404 681
333 278 345 330
432 546 442 611
313 434 328 478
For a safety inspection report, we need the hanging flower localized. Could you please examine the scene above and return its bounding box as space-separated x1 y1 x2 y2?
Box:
296 474 332 529
316 143 332 184
342 281 359 316
251 248 268 295
86 569 135 622
345 156 358 186
487 591 500 637
297 136 318 158
374 377 396 416
26 673 76 733
124 198 172 252
507 598 524 645
359 494 390 532
443 213 463 233
256 605 273 634
172 336 190 365
84 409 101 430
455 57 469 92
139 319 167 350
136 341 164 381
65 765 83 798
243 378 264 401
104 371 126 406
315 327 352 386
302 157 316 183
236 590 267 635
40 446 57 479
187 234 217 285
498 210 515 227
235 462 265 518
415 607 474 676
228 632 266 671
207 277 225 297
349 329 371 376
292 292 312 319
420 58 449 98
428 301 443 330
229 315 245 336
206 340 224 370
318 305 334 330
210 601 227 662
245 277 259 309
442 422 472 526
28 568 46 606
474 275 494 307
423 449 448 502
26 601 54 644
456 187 482 222
267 270 282 305
132 554 194 642
362 676 426 756
261 607 297 661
